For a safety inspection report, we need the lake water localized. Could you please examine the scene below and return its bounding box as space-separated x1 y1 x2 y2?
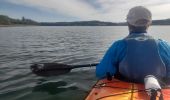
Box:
0 26 170 100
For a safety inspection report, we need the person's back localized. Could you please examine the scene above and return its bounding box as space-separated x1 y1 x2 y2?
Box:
119 34 166 82
96 6 170 83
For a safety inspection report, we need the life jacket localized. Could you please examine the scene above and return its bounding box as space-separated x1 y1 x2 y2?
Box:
119 33 166 83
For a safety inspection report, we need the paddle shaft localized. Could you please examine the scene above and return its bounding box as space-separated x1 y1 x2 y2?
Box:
70 63 98 69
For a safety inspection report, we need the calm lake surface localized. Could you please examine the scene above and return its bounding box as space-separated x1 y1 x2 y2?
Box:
0 26 170 100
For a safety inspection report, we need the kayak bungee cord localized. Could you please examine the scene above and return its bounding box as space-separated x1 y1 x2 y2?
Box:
90 81 163 100
96 89 149 100
94 82 163 100
94 81 156 91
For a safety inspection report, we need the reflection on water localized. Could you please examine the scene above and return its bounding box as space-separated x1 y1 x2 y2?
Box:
0 26 170 100
33 81 78 95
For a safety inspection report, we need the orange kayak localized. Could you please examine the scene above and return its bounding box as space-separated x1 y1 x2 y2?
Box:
85 78 170 100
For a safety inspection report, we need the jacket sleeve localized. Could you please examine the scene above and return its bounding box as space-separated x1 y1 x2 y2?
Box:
158 39 170 78
96 40 126 79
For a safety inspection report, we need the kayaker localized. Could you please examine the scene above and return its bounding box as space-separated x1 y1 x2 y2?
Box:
96 6 170 83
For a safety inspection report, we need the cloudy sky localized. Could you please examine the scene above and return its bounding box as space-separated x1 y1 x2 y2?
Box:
0 0 170 22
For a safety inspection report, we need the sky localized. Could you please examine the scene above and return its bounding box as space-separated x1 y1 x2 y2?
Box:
0 0 170 22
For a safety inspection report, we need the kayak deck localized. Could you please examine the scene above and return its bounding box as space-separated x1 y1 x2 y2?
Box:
85 78 170 100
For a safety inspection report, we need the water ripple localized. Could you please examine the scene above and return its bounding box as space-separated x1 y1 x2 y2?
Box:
0 26 170 100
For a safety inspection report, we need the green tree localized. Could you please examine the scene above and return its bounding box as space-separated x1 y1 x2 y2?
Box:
0 15 11 25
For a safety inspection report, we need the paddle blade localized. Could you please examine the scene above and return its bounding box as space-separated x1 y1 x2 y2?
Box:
30 63 72 76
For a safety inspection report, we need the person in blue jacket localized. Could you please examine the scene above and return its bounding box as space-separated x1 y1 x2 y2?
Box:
96 6 170 83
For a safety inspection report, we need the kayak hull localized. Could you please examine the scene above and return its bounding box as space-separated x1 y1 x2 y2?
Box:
85 78 170 100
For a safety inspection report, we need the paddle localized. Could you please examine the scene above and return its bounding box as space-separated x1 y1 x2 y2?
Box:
30 63 98 76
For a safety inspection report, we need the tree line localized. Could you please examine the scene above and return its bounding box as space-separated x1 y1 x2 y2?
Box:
0 15 38 25
0 15 170 26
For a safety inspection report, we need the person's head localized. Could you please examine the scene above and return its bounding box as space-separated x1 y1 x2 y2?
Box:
126 6 152 33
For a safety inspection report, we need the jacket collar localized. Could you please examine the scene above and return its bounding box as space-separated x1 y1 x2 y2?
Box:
130 30 147 34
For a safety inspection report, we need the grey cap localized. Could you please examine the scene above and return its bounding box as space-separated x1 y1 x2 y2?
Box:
127 6 152 26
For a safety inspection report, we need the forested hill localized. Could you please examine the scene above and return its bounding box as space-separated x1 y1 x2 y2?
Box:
0 15 170 26
40 19 170 26
152 19 170 25
40 21 121 26
0 15 38 25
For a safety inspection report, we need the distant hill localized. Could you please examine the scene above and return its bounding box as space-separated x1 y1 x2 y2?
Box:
40 21 123 26
40 21 117 26
1 15 170 26
40 19 170 26
152 19 170 25
0 15 38 25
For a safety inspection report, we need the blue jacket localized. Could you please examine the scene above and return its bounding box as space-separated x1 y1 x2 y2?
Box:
96 33 170 79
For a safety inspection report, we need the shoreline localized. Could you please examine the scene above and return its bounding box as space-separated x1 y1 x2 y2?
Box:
0 25 38 27
0 25 170 27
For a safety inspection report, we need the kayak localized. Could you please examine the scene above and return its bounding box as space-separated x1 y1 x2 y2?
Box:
85 78 170 100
